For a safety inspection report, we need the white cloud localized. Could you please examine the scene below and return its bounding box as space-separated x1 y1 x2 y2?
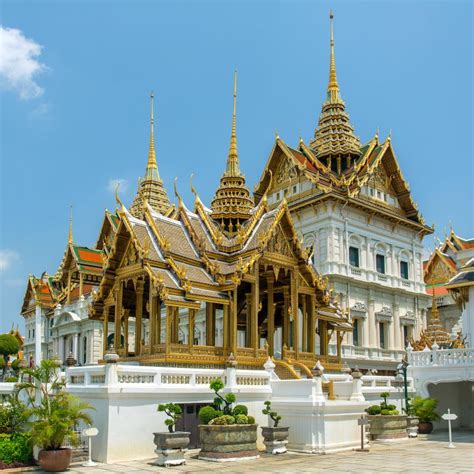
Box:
107 178 128 194
0 249 20 272
0 26 46 99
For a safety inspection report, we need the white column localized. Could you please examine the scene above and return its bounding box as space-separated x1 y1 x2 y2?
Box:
73 333 79 362
35 305 42 365
368 294 376 348
393 299 401 349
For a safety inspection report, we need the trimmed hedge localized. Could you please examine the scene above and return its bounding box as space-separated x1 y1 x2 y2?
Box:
0 433 32 464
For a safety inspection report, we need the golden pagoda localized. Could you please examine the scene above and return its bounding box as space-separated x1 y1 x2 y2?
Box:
90 74 352 376
130 92 173 218
210 72 254 234
309 11 361 174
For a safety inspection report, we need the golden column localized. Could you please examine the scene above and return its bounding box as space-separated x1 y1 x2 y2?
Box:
251 266 260 353
309 294 316 355
301 295 307 353
230 289 238 355
283 289 289 349
290 268 299 357
102 305 109 356
245 293 252 347
114 282 123 350
165 306 172 355
223 304 229 352
267 274 275 356
134 280 144 356
206 303 215 346
123 309 129 356
188 308 195 351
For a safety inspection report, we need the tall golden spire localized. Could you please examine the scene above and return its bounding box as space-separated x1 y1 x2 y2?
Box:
225 71 240 176
145 91 160 180
310 11 361 172
210 71 253 233
327 10 340 102
68 205 73 244
129 92 172 218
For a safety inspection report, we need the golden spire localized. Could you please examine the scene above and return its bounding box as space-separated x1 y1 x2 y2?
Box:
225 71 241 176
210 71 253 232
68 205 73 244
145 91 159 178
310 11 361 169
327 10 340 102
129 92 172 218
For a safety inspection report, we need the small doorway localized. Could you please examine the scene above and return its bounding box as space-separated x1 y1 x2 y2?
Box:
175 403 207 448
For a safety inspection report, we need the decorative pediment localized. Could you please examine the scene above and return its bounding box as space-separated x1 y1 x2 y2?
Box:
425 254 456 285
276 156 298 184
351 302 367 313
266 229 294 259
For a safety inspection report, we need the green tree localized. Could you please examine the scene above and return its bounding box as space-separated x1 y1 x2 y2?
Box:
0 334 20 378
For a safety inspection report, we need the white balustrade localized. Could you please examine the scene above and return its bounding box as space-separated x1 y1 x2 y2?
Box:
408 348 474 368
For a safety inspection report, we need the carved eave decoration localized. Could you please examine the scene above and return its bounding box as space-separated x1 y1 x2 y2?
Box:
424 248 457 285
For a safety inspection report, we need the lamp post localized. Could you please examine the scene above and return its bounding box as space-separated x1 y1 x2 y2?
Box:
397 358 409 414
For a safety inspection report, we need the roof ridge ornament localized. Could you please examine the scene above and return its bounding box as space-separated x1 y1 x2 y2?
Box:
68 205 74 245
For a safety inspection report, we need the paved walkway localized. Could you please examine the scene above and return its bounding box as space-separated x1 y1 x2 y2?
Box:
43 431 474 473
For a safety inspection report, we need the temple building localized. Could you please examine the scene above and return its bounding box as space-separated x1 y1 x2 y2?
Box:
253 13 434 372
89 72 352 374
423 230 474 342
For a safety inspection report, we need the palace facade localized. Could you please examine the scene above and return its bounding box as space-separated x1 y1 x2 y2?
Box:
253 13 433 371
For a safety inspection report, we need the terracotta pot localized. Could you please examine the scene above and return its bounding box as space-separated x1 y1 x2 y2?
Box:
38 448 72 472
418 421 433 434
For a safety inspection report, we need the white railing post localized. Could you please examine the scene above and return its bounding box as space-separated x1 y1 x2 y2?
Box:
104 348 119 386
350 368 365 402
431 342 439 365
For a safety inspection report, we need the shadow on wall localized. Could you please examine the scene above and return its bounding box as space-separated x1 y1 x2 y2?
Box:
428 381 474 430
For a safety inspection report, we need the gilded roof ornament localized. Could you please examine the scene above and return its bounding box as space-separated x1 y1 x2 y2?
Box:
210 71 254 232
130 92 172 218
310 11 361 169
68 205 74 245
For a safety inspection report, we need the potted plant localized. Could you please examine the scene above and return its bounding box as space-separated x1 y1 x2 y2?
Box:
17 359 93 472
198 378 258 462
410 396 440 434
261 400 289 454
366 392 407 441
153 403 190 467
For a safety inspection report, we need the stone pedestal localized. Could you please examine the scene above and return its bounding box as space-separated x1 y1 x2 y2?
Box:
153 432 190 467
367 415 408 442
261 426 289 454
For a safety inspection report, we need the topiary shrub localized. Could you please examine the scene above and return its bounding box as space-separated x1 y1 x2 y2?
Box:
209 415 235 425
367 405 381 415
198 406 222 425
4 377 17 383
262 400 282 427
235 414 249 424
247 415 255 424
157 403 182 433
233 404 248 416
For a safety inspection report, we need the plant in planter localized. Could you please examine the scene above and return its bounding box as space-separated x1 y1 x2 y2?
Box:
366 392 407 441
17 359 93 472
197 378 258 462
261 401 289 455
153 403 189 467
410 396 439 434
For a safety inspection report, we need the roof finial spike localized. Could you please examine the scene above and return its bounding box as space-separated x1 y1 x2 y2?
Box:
68 205 73 244
226 70 240 176
327 10 340 101
146 91 159 174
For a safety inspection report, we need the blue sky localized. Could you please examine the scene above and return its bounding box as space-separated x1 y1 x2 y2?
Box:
1 0 472 333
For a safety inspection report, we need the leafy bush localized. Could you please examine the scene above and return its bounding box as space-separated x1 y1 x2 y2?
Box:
157 403 182 433
198 406 222 425
10 359 21 372
247 415 255 424
0 396 28 434
235 414 249 424
381 409 399 416
410 396 440 423
209 415 235 425
366 405 381 415
262 400 282 427
4 377 17 383
233 404 248 416
0 433 32 464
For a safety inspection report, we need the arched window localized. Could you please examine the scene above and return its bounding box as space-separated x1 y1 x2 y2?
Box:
399 250 410 280
83 336 87 364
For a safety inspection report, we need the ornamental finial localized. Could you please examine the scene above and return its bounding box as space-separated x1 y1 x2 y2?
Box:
146 91 159 174
327 10 340 101
226 70 240 176
68 205 73 244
